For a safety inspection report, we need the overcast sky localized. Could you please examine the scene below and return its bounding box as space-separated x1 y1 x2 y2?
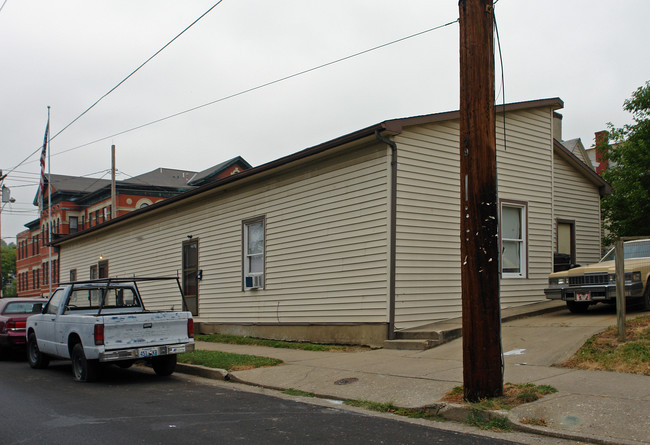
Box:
1 0 649 241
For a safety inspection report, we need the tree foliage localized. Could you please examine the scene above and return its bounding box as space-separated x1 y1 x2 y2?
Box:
600 81 650 245
1 242 17 296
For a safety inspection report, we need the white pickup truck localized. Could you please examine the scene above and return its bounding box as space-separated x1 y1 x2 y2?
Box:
26 277 195 382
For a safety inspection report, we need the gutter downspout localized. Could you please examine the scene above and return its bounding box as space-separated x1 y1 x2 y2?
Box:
375 130 397 340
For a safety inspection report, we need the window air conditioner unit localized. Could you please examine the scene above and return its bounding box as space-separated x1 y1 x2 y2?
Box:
245 274 264 289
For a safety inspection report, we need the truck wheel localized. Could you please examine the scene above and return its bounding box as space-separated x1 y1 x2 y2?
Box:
71 343 99 382
566 301 589 314
152 354 177 376
642 283 650 311
27 333 50 369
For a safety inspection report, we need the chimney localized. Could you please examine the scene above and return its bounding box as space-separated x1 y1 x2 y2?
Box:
553 112 563 141
594 130 609 174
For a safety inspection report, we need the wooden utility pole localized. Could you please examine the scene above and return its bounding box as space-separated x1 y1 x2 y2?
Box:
459 0 503 401
111 145 117 220
615 239 625 342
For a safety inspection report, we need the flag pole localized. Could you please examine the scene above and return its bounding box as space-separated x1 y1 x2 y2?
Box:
47 106 52 298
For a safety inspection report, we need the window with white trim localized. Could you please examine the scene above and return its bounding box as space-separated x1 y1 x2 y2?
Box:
243 217 265 289
501 202 527 278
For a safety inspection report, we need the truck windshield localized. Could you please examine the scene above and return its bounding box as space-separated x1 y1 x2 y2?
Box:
601 241 650 262
67 287 141 310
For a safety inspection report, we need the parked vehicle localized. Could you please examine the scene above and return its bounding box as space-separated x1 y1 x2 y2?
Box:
26 277 194 382
545 239 650 313
0 298 46 356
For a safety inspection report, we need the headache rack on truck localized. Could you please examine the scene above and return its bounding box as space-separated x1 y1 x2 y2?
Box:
57 276 189 316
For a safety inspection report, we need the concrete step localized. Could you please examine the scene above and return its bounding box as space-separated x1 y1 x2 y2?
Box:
382 339 442 350
395 327 462 342
395 330 442 340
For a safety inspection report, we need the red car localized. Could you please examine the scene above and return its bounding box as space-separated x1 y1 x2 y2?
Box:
0 298 46 355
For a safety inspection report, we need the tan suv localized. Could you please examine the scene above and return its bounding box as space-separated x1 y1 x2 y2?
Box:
544 239 650 313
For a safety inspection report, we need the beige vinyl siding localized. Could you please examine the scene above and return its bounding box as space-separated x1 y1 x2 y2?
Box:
392 120 462 329
553 152 602 264
496 109 554 306
393 108 555 330
59 142 390 324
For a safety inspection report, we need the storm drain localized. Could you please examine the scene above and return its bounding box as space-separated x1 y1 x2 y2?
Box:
334 377 359 385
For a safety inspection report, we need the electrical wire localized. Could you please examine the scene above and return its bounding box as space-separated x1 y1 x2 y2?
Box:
493 2 507 380
3 0 227 178
50 0 227 142
494 11 507 152
51 18 460 158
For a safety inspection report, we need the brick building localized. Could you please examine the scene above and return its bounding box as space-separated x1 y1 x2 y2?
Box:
16 157 250 296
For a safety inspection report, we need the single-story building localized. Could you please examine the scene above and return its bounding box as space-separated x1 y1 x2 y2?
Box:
53 98 610 346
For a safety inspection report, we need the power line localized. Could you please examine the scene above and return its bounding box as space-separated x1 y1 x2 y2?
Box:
494 11 507 152
0 170 39 176
50 0 227 142
4 0 227 177
53 18 460 158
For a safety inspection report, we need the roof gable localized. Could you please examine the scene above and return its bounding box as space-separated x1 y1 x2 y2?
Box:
553 139 611 196
560 138 594 169
187 156 252 186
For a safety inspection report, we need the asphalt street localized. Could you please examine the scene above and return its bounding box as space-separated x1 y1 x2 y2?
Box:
0 358 524 445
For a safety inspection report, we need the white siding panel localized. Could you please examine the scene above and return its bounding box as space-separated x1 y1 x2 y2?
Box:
393 108 556 330
60 142 390 324
553 153 602 264
496 110 554 307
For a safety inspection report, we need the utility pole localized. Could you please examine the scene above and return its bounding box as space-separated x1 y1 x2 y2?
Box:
458 0 503 401
111 145 117 220
0 171 5 297
615 238 625 342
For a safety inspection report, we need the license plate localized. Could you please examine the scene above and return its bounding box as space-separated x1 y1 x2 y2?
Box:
139 347 159 358
576 292 591 301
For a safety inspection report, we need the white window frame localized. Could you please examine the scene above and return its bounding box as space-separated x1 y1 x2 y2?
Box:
500 201 527 279
243 216 265 290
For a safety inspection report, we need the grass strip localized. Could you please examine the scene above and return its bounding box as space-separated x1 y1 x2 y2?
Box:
561 314 650 376
442 383 557 410
178 349 282 371
283 388 316 398
196 333 356 352
344 400 444 421
466 410 512 432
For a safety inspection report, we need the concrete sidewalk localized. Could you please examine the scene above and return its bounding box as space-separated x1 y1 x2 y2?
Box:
181 303 650 445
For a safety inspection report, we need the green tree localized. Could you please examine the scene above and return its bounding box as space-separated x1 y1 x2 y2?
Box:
600 81 650 245
1 241 17 296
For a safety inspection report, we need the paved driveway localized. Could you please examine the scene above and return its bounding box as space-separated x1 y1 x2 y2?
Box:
500 303 645 367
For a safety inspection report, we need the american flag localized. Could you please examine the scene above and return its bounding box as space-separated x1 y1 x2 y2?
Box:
38 117 49 211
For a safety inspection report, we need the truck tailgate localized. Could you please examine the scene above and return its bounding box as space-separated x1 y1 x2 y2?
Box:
103 312 190 350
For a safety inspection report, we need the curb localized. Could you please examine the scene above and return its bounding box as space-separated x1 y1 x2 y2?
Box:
175 363 230 381
175 363 639 445
439 403 640 445
505 413 642 445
